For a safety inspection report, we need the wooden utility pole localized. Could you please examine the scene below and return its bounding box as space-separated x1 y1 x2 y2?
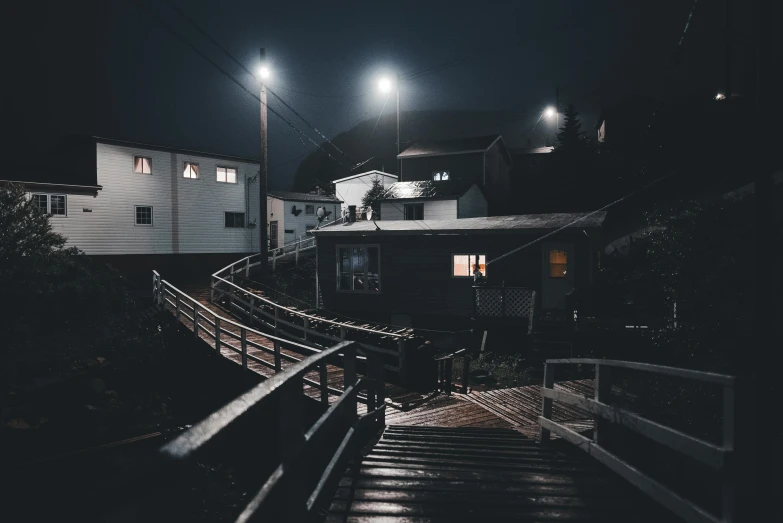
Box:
396 73 401 178
259 48 268 266
725 0 732 98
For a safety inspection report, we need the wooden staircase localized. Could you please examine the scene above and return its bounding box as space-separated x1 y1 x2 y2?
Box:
326 424 669 522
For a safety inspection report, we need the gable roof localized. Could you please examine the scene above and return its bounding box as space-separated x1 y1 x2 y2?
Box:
397 134 506 159
381 180 469 201
332 170 398 184
311 212 607 236
267 190 342 203
94 136 260 164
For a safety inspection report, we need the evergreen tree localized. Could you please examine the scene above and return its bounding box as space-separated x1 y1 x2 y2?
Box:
361 176 386 218
555 103 585 152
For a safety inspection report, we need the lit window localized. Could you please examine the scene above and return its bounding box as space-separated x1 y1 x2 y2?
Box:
453 254 486 277
404 203 424 220
134 156 152 174
183 162 199 179
50 195 67 216
225 212 245 228
32 194 48 214
305 204 315 215
217 166 237 183
338 245 380 292
135 206 153 226
433 171 449 181
549 250 567 278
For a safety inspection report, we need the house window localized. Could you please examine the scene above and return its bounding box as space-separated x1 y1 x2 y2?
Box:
549 250 568 278
404 203 424 220
338 245 380 293
433 171 450 181
134 156 152 174
135 206 153 226
305 204 315 215
216 166 237 183
225 212 245 228
284 229 295 234
183 162 199 179
50 195 67 216
32 194 48 214
453 254 486 277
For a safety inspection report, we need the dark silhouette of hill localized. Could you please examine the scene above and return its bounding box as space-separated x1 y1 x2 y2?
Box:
292 109 520 192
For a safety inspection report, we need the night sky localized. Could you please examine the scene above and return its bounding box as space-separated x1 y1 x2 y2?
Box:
6 1 747 189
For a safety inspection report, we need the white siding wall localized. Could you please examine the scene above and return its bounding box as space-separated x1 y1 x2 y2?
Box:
46 143 259 255
334 173 397 213
380 199 458 220
268 197 340 246
457 184 488 218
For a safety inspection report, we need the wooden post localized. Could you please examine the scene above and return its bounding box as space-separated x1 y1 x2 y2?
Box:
274 306 279 336
175 294 181 324
157 277 164 307
462 355 470 394
343 343 357 419
240 328 247 371
295 240 300 266
214 317 221 355
193 303 200 338
303 318 309 341
594 364 612 446
274 339 281 372
278 378 307 522
210 276 215 303
722 383 736 523
245 257 250 278
248 296 255 323
272 249 277 272
539 363 554 443
398 338 407 385
445 358 453 395
371 354 386 427
319 363 329 405
340 326 347 341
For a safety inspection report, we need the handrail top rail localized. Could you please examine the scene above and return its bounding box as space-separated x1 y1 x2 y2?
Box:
211 274 409 339
160 340 357 460
544 358 735 386
160 278 320 352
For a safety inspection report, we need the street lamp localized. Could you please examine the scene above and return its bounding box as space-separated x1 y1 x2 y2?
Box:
258 65 271 80
544 106 556 119
377 74 401 176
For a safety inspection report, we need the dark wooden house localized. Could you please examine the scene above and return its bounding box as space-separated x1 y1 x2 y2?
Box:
311 213 606 330
397 135 513 215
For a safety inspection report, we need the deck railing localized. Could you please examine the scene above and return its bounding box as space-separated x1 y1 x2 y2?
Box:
539 358 736 523
473 285 536 333
157 335 386 522
209 257 413 382
435 348 471 395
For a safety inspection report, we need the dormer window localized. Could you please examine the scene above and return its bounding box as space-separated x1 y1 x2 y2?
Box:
432 171 450 181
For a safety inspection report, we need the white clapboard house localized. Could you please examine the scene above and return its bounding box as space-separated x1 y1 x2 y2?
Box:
267 191 343 249
2 136 261 278
332 170 397 217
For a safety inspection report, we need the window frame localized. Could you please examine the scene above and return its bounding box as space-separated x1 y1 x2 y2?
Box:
224 211 246 228
336 244 381 294
183 161 199 179
403 203 424 220
32 193 49 214
451 253 487 278
432 170 450 181
305 204 315 215
49 194 67 217
133 156 152 174
216 166 237 184
134 205 154 227
548 249 568 279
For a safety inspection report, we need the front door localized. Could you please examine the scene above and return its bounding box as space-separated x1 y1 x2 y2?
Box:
269 221 278 249
541 242 575 310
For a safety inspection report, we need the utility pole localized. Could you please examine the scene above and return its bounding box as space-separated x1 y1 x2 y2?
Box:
725 0 732 98
555 87 560 142
396 73 401 178
259 48 268 267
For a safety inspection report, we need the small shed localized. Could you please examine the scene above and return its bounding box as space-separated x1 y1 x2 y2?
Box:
332 170 397 216
267 191 342 249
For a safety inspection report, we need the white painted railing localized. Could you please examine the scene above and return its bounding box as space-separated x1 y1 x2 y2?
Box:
539 358 736 523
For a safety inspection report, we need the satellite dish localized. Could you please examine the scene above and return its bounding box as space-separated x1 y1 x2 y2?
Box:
366 207 373 221
316 206 326 226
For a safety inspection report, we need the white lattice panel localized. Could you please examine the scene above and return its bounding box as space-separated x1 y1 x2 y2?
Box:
476 288 504 317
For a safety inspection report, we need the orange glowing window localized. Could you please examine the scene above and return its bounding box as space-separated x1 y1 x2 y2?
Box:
549 250 567 278
453 254 486 278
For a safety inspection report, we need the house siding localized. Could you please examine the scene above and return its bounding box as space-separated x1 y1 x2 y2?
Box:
380 199 458 220
41 143 259 256
457 185 488 218
334 173 396 214
268 197 340 245
400 154 484 186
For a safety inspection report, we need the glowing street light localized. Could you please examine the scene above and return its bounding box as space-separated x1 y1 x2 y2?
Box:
378 77 392 94
715 92 726 101
544 106 556 119
258 65 271 81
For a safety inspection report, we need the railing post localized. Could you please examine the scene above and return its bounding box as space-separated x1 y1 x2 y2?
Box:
445 358 453 395
319 363 329 405
248 296 255 323
273 339 281 372
340 326 347 341
193 303 200 338
398 338 407 385
303 317 309 341
245 257 250 278
295 241 300 265
240 328 247 371
369 352 386 427
539 362 554 443
274 306 279 336
273 249 277 272
175 294 181 324
214 317 221 355
210 276 215 303
462 354 471 394
343 343 358 420
278 378 307 522
157 275 164 308
594 364 612 446
722 383 736 523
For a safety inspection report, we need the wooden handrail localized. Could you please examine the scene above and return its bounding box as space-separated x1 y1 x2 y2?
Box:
539 358 736 523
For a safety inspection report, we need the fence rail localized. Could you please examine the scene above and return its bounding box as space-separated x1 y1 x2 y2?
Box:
538 358 736 523
473 285 536 334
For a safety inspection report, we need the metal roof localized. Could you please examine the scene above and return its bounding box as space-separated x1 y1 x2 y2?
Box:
332 170 398 183
397 135 502 159
311 212 607 236
381 181 465 201
267 190 342 203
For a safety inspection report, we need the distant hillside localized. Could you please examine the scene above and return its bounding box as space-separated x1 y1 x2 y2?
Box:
292 109 519 192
